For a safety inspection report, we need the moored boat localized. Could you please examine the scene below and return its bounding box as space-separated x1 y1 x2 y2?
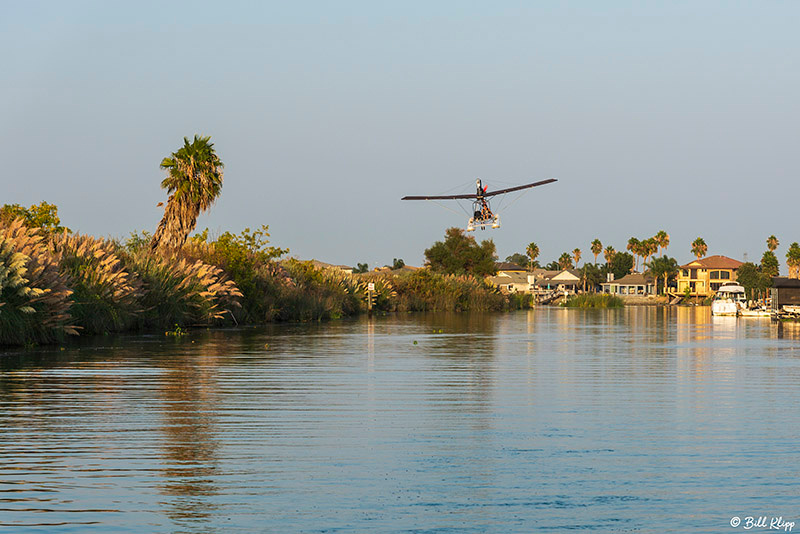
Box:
739 308 771 318
711 283 747 316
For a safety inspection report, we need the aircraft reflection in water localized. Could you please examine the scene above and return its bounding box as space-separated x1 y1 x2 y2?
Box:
402 178 557 231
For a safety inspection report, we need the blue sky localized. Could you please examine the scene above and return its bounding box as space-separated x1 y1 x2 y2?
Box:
2 1 798 269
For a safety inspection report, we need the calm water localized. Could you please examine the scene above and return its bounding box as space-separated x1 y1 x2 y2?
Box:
1 307 799 533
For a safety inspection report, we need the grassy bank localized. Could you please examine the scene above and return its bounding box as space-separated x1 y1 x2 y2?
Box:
563 293 625 308
1 219 526 346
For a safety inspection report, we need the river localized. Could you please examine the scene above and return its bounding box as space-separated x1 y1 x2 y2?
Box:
1 307 799 533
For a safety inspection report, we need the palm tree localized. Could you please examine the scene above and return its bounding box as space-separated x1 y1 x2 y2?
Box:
627 237 641 271
591 239 602 265
526 242 540 272
151 135 224 252
558 252 573 270
767 235 779 253
641 238 658 273
603 245 616 264
787 242 800 279
647 256 679 295
690 237 707 260
572 248 582 269
655 230 670 256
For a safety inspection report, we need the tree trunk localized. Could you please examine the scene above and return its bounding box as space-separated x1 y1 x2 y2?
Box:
150 196 199 252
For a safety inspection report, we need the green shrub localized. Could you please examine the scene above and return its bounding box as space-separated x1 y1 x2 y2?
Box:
392 269 506 312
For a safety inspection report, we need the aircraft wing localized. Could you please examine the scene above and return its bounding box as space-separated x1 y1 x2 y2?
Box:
402 178 556 200
482 178 557 198
401 193 477 200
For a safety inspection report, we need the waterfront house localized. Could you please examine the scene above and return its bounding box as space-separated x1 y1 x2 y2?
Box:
676 255 743 297
533 269 582 293
486 271 534 293
601 273 656 296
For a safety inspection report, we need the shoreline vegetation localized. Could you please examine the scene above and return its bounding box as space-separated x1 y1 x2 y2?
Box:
5 134 800 347
564 294 625 308
0 214 528 347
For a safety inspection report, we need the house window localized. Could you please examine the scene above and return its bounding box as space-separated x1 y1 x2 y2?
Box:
720 271 730 280
691 269 697 279
710 271 720 280
681 269 689 277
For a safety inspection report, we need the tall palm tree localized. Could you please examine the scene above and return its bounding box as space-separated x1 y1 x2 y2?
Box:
572 248 582 269
526 242 540 272
690 237 707 260
627 237 641 271
151 135 224 252
641 238 658 273
767 235 779 252
590 238 602 265
603 245 616 264
655 230 670 256
558 252 573 270
787 242 800 279
647 256 679 295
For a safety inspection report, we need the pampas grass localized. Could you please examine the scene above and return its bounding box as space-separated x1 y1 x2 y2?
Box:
0 219 76 345
54 232 142 334
124 250 242 329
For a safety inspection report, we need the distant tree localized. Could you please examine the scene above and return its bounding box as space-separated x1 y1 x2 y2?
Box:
526 242 540 272
505 253 529 268
0 201 70 234
627 237 641 271
767 235 779 253
424 227 497 277
646 256 679 295
608 252 634 281
787 242 800 279
603 245 616 265
760 251 779 278
151 135 224 252
392 258 405 270
572 248 582 269
580 263 604 292
590 239 602 265
654 230 670 256
354 263 369 273
736 262 772 300
558 252 573 270
640 238 658 273
544 261 561 271
691 237 708 260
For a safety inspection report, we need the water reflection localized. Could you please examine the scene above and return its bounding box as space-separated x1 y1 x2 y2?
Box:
155 344 222 528
0 310 799 532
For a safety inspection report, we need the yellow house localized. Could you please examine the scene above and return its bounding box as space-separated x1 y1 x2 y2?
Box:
677 255 744 297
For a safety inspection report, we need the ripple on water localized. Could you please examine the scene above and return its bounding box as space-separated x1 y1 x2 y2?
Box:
1 309 799 532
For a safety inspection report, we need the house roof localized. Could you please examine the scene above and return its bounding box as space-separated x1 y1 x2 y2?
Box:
603 273 654 286
551 269 581 281
310 260 354 271
495 262 526 272
681 255 743 270
773 277 800 288
487 272 529 285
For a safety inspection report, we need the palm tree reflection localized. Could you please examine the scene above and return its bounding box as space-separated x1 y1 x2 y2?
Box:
156 335 228 529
